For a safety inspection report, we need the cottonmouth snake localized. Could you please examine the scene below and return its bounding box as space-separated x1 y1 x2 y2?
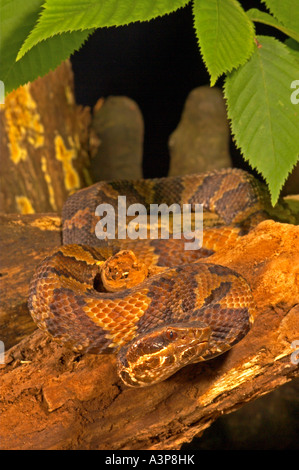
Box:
28 168 283 387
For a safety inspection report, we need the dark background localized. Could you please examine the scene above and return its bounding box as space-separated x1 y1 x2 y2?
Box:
71 0 284 178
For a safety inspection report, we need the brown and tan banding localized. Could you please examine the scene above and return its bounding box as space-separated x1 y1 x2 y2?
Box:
29 168 284 387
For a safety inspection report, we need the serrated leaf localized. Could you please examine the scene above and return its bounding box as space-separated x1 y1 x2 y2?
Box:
247 8 299 43
192 0 255 86
262 0 299 33
0 0 92 95
224 36 299 205
17 0 190 60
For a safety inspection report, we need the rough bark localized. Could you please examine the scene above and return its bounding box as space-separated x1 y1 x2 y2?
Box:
90 96 144 181
0 61 93 214
0 215 298 450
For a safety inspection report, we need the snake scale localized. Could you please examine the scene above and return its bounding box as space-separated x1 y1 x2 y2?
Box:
28 168 277 387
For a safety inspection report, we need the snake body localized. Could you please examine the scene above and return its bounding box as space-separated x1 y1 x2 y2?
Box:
29 169 273 387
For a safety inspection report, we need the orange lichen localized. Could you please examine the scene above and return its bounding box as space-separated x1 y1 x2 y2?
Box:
41 156 57 211
15 196 35 214
64 85 75 105
4 85 44 164
54 135 80 192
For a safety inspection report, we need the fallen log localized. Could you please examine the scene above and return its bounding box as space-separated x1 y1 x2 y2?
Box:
0 215 298 450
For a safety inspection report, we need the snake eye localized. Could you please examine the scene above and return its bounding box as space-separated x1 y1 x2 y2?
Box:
166 329 177 341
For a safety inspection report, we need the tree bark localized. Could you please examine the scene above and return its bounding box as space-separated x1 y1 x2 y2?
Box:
0 214 298 450
0 213 61 349
0 61 93 214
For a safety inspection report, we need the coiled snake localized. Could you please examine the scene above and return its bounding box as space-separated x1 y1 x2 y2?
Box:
28 169 277 387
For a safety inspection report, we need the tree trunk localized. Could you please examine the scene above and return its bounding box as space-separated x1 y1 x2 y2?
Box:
90 96 144 181
0 61 93 214
0 214 298 450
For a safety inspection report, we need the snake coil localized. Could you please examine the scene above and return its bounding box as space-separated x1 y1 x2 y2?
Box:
29 168 274 387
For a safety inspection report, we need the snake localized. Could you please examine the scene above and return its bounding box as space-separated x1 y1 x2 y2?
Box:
28 168 281 387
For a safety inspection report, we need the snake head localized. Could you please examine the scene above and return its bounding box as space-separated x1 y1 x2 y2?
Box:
116 321 211 387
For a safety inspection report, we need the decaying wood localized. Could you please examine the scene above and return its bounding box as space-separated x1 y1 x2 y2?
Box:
0 61 93 214
90 96 144 181
0 214 298 450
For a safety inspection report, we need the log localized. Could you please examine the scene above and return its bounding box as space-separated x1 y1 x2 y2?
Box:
0 61 93 214
0 213 61 349
0 214 298 450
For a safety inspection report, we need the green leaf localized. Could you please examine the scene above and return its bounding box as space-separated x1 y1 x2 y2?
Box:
192 0 255 86
0 0 92 95
285 38 299 52
247 8 299 43
224 36 299 205
262 0 299 33
17 0 190 60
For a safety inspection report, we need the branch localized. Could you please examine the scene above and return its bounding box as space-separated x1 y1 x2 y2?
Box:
0 215 298 450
